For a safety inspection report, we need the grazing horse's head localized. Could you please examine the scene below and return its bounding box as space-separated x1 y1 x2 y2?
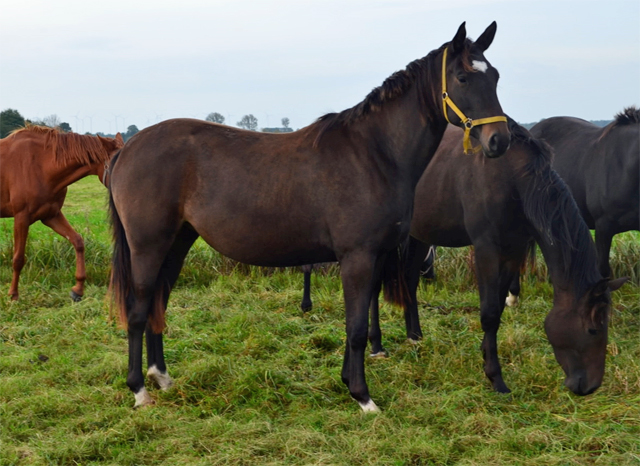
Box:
545 277 628 395
442 22 510 157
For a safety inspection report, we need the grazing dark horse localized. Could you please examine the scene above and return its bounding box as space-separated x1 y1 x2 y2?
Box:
530 107 640 279
108 22 511 411
376 121 627 395
0 124 123 300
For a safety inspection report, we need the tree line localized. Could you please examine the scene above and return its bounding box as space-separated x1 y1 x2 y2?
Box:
0 108 293 139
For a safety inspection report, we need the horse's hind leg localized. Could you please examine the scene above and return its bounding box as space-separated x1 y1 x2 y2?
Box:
42 212 86 301
8 213 30 300
146 225 199 390
340 251 380 412
126 241 177 408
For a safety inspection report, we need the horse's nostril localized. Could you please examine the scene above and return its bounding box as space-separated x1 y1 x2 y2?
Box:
489 134 500 152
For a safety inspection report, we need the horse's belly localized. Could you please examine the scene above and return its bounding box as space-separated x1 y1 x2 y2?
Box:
191 213 336 267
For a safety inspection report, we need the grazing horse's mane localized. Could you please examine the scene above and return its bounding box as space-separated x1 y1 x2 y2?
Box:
510 117 601 295
312 41 477 147
9 123 115 166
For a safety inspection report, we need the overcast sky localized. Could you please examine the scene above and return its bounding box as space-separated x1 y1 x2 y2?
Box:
1 0 638 134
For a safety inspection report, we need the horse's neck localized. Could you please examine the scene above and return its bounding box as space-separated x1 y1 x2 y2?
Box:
354 86 447 186
48 159 102 192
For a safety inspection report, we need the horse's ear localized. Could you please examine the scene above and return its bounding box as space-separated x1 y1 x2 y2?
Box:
608 276 629 292
451 22 466 54
592 276 629 297
115 132 124 145
474 21 497 52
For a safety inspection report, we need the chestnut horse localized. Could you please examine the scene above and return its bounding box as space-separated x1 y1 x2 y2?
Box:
108 22 510 411
530 106 639 279
0 124 123 300
376 121 627 396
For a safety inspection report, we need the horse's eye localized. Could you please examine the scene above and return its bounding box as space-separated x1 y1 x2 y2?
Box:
588 328 598 335
457 75 467 84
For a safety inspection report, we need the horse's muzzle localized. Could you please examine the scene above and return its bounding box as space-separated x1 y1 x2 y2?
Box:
482 131 511 158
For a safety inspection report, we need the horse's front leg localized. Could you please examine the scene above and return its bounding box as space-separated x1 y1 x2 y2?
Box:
8 213 30 300
475 246 511 393
340 252 380 413
300 264 314 312
594 221 615 278
42 212 86 301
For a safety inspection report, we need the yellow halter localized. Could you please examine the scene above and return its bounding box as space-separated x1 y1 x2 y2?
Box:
441 47 507 154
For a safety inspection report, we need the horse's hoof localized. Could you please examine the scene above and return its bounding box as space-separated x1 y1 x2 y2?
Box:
133 388 155 409
147 365 174 390
407 338 421 345
505 292 518 307
358 399 380 413
369 350 388 358
70 290 83 302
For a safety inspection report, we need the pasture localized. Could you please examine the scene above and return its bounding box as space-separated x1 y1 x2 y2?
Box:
1 176 639 466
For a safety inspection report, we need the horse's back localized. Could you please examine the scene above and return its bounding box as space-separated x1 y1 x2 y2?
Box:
531 116 639 231
109 119 406 267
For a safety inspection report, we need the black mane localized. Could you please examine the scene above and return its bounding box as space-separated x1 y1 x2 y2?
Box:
614 106 640 125
512 117 602 295
312 40 477 147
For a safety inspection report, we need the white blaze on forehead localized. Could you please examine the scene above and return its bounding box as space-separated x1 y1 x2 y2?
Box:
472 60 489 73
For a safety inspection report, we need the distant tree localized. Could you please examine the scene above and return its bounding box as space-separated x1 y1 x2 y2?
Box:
124 125 139 141
0 108 25 137
281 117 290 129
206 112 225 124
237 114 258 131
58 122 72 133
42 114 61 128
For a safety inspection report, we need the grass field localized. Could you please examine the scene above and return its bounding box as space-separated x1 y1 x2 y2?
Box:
1 176 639 466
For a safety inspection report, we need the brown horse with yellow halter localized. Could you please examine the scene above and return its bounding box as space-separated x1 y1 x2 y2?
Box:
0 124 123 300
108 22 509 411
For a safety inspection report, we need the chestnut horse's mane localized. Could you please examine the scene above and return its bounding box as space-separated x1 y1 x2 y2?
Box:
9 123 117 166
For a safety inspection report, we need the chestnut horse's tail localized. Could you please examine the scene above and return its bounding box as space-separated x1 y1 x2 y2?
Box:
381 245 411 310
108 152 165 333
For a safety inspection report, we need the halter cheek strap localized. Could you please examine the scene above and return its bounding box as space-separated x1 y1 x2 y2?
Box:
441 47 507 154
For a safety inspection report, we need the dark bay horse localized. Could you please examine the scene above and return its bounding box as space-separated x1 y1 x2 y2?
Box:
530 107 639 279
0 124 123 300
108 22 511 411
377 121 627 396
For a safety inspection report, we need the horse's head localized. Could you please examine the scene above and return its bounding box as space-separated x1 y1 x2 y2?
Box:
442 22 510 157
96 132 124 186
544 277 628 395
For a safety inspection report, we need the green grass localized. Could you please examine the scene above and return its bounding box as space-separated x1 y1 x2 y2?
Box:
1 177 639 465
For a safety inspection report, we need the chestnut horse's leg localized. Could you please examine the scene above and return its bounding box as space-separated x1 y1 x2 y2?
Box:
146 226 199 390
339 251 380 412
41 212 85 301
475 245 511 394
9 213 30 300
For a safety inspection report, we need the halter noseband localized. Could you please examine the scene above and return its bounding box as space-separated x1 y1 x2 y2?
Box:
441 47 507 154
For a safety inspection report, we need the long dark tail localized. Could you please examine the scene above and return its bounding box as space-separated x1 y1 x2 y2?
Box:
108 153 165 333
381 245 411 310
